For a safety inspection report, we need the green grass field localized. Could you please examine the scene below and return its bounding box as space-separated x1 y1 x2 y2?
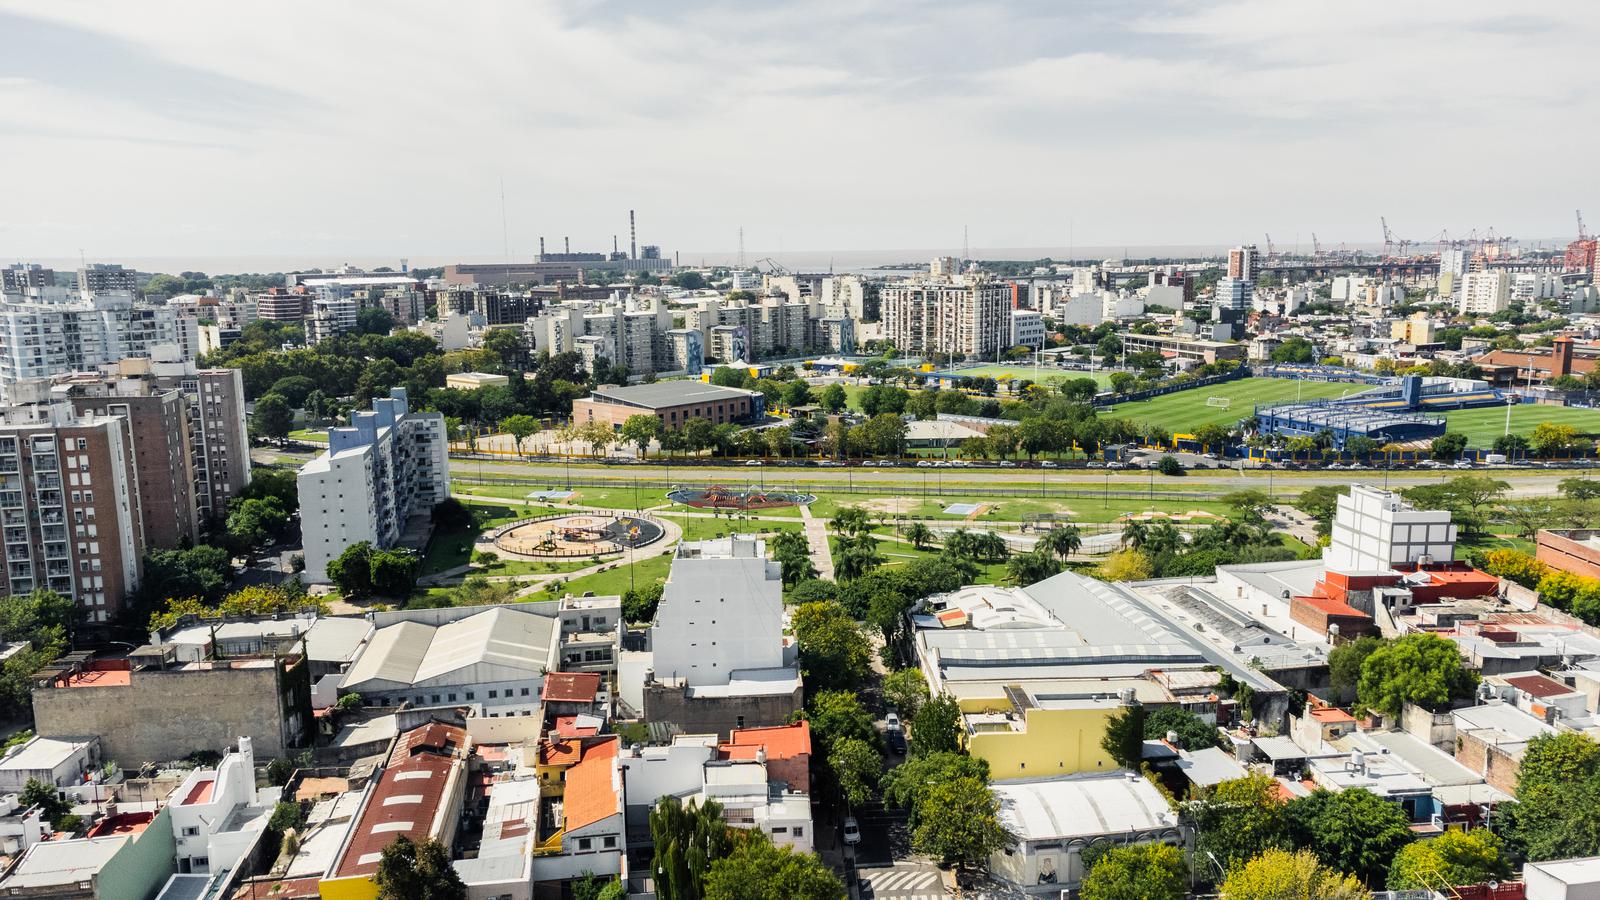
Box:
1103 378 1356 432
533 551 674 600
939 365 1117 388
1440 405 1600 448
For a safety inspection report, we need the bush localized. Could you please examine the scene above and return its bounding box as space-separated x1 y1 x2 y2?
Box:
1157 455 1184 476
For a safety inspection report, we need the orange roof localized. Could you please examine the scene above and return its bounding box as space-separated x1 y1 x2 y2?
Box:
542 672 602 703
181 778 216 805
537 737 583 768
720 721 811 761
1296 593 1369 618
563 737 620 832
554 716 600 738
62 667 131 688
85 812 154 838
1310 707 1356 724
936 609 968 626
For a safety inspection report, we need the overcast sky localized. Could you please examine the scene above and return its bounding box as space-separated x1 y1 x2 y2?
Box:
1 1 1595 265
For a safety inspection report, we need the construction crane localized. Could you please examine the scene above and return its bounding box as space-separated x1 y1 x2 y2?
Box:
1580 210 1591 241
1311 233 1322 258
1263 233 1277 261
1381 217 1395 258
753 257 789 275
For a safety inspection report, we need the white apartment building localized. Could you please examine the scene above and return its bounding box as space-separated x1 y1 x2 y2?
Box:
1214 277 1253 311
307 296 360 344
168 737 272 875
1324 485 1457 574
649 536 785 687
882 275 1010 359
1459 271 1511 315
0 293 188 403
1512 272 1561 301
1010 308 1045 348
1227 244 1258 281
298 388 448 583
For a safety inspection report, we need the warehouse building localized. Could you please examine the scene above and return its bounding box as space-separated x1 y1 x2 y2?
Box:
571 382 764 431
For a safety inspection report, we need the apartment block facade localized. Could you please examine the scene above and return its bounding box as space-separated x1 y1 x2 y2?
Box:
0 293 189 403
298 388 449 583
882 277 1010 359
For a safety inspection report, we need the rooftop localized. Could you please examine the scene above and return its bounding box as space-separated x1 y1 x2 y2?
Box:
0 735 93 772
335 721 466 879
563 737 621 832
2 836 128 888
542 671 602 703
590 381 757 409
992 774 1176 841
720 722 811 762
341 607 556 692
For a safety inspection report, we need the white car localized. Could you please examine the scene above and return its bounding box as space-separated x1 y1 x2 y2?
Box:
843 817 861 845
744 459 763 467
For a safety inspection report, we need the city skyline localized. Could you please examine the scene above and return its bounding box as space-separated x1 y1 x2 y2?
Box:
2 1 1596 259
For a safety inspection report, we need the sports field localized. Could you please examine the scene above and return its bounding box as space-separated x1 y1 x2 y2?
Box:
1103 377 1357 432
1441 404 1599 447
943 365 1117 388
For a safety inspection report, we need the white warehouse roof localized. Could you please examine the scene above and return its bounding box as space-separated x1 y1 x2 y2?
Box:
340 607 556 692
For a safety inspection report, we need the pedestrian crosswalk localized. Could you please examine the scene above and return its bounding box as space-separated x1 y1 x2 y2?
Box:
858 866 950 899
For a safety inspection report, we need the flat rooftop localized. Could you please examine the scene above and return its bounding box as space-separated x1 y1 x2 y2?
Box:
992 774 1175 841
590 381 757 409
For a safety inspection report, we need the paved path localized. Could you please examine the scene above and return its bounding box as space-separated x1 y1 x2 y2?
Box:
856 864 952 900
800 504 836 581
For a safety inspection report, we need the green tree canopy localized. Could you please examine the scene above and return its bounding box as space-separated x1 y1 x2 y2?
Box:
373 835 467 900
703 835 844 900
1219 848 1365 900
908 694 962 757
1328 636 1383 700
1186 773 1287 874
1143 705 1218 750
1387 829 1510 891
882 668 930 720
251 393 294 444
910 775 1011 868
1101 703 1146 768
1355 633 1477 718
651 796 733 900
1080 842 1187 900
1285 788 1413 885
791 601 872 692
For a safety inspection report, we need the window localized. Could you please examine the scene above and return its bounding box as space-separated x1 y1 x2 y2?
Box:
182 826 201 837
736 716 745 729
465 692 475 701
430 695 440 704
603 835 617 849
577 838 592 851
520 687 530 696
771 827 788 835
793 827 803 837
488 690 497 698
447 693 457 702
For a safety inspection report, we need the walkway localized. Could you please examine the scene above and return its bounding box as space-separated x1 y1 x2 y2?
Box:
800 504 836 581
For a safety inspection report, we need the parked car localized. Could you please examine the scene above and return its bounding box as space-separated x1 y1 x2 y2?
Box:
843 817 861 845
744 459 763 466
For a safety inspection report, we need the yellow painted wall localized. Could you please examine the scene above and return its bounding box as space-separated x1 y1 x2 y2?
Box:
319 876 379 900
965 706 1119 781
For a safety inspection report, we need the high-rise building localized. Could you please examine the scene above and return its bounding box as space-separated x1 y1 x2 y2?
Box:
75 264 138 296
1227 245 1258 281
306 296 359 344
0 405 144 623
1213 277 1253 311
0 294 188 403
0 264 54 294
1459 271 1511 315
255 288 309 322
881 276 1010 359
298 388 448 584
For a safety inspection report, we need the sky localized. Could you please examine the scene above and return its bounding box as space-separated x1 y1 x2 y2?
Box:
1 0 1596 267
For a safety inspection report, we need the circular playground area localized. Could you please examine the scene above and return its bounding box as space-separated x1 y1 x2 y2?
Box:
493 513 664 558
666 484 816 510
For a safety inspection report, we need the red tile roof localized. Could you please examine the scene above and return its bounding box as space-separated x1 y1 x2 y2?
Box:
335 721 467 879
563 737 620 832
542 671 602 703
553 716 600 738
1296 593 1368 618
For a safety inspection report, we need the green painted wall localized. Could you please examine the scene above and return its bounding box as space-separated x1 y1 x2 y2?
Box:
97 805 177 900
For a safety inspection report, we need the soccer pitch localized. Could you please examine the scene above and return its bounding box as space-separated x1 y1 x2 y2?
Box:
1440 404 1599 447
942 365 1117 388
1102 377 1356 432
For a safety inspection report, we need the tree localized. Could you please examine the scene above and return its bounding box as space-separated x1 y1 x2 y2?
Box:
1504 732 1600 861
1532 422 1580 457
881 752 990 826
1143 705 1217 750
910 776 1011 869
791 602 872 692
1080 842 1187 900
1007 548 1062 585
770 530 817 587
251 393 294 444
1187 773 1287 873
356 306 396 335
651 796 733 900
1157 454 1184 476
267 375 318 408
780 380 812 410
1099 549 1153 582
1285 787 1413 885
138 544 234 608
1101 703 1146 768
882 668 930 720
574 874 627 900
500 414 540 457
904 522 932 551
1387 830 1510 891
237 466 301 516
226 496 290 555
327 542 376 599
1219 849 1365 900
818 384 847 413
622 581 664 623
703 836 844 900
1561 477 1600 501
806 690 877 754
20 778 70 828
1494 432 1531 456
1430 432 1467 461
909 694 961 757
373 835 466 900
1037 524 1082 560
829 737 881 806
621 414 662 458
1354 633 1477 718
1327 636 1383 700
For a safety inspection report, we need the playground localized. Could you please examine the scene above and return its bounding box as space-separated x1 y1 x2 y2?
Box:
493 513 665 558
666 484 817 510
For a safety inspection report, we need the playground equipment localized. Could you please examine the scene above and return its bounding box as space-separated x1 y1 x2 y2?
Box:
666 484 817 510
493 513 664 559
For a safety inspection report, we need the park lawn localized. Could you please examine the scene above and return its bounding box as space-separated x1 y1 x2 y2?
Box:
871 533 1010 585
1440 404 1600 448
940 364 1117 389
1457 532 1536 556
288 428 327 442
1103 377 1356 433
479 557 595 577
532 551 674 600
810 492 1243 524
422 500 525 574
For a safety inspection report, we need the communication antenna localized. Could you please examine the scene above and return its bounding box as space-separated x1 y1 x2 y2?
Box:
738 226 745 269
499 177 509 262
963 225 970 264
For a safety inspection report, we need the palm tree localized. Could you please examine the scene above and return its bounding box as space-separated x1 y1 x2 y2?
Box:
1038 525 1082 561
1144 521 1184 556
1008 549 1062 585
1121 519 1149 551
830 506 871 538
905 523 933 551
980 531 1011 563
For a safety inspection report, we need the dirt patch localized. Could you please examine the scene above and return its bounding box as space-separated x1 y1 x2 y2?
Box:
860 497 918 515
1118 509 1226 523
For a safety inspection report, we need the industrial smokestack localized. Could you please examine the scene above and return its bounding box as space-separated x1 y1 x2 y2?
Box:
539 237 545 258
613 235 619 255
630 210 637 260
564 236 570 255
